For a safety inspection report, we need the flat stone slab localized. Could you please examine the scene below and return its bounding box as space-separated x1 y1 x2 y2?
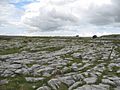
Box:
84 77 97 84
25 77 44 82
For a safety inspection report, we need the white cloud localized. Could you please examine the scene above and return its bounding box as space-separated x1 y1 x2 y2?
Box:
0 0 23 28
22 0 116 34
0 0 120 36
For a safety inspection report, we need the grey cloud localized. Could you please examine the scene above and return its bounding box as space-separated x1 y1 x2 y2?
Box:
23 7 78 31
21 0 120 33
87 0 120 26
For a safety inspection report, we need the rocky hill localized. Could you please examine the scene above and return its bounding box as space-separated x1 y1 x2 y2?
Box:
0 35 120 90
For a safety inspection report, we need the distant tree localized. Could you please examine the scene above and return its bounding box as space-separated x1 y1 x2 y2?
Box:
76 35 79 37
92 35 97 39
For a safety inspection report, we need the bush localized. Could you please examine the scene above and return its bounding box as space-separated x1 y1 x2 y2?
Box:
92 35 97 39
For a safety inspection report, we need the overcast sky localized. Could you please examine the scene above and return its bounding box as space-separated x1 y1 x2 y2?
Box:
0 0 120 36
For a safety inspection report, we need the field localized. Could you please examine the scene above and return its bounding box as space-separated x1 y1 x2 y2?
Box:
0 35 120 90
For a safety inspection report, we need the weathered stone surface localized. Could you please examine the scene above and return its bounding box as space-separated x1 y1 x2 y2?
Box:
36 86 51 90
114 86 120 90
29 64 41 71
8 64 22 69
37 67 54 74
48 79 61 90
25 77 44 82
59 76 75 86
102 79 116 86
2 69 14 77
72 53 82 59
68 81 82 90
61 67 70 73
75 84 110 90
84 77 97 84
15 68 29 75
72 74 84 81
0 36 120 89
72 63 78 71
108 77 120 86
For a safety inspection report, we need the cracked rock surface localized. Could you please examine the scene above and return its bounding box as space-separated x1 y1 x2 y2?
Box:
0 36 120 90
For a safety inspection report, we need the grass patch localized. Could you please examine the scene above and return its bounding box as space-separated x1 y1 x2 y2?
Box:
24 46 64 53
72 57 82 63
0 47 22 55
0 75 49 90
95 74 103 84
26 63 34 68
26 62 37 68
115 47 120 54
45 46 63 52
58 83 68 90
0 76 33 90
61 52 82 64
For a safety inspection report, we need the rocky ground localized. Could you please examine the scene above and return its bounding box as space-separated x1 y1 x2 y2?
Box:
0 36 120 90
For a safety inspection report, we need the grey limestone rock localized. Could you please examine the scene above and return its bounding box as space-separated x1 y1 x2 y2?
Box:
75 84 110 90
72 53 82 59
48 79 61 90
69 81 82 90
25 77 44 82
36 86 51 90
84 77 97 84
59 76 75 86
